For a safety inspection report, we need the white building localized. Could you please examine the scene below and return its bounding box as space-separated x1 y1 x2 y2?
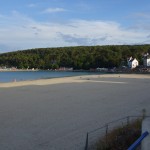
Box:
127 57 139 69
143 53 150 67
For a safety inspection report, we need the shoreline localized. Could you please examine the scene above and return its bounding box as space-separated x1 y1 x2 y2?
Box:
0 73 150 88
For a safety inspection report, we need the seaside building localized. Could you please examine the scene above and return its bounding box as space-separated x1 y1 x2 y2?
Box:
127 57 139 69
143 53 150 67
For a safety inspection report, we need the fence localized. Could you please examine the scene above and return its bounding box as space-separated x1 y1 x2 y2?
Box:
85 115 150 150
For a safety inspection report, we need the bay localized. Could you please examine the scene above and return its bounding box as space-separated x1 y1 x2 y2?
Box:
0 71 97 83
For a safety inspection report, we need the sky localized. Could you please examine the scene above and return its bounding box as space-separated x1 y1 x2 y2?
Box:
0 0 150 52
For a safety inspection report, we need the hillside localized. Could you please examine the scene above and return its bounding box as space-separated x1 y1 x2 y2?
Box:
0 45 150 70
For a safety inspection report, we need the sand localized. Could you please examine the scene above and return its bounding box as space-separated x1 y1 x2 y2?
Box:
0 73 150 88
0 74 150 150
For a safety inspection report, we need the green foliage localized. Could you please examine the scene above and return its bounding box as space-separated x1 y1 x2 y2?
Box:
95 119 142 150
0 45 150 69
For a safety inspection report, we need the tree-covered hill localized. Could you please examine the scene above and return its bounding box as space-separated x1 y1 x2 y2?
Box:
0 45 150 70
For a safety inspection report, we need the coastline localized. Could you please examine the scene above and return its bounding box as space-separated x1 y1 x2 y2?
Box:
0 73 149 88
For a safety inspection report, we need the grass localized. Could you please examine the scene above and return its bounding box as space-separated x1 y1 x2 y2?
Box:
93 119 142 150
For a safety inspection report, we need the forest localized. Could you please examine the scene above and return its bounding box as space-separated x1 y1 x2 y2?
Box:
0 45 150 70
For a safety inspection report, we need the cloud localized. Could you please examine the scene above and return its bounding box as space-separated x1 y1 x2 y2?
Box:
132 12 150 19
128 12 150 31
147 35 150 38
58 33 92 45
28 4 37 8
42 8 67 13
0 12 150 52
77 2 91 11
58 32 110 46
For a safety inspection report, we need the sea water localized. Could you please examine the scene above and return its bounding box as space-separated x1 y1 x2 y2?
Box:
0 71 97 83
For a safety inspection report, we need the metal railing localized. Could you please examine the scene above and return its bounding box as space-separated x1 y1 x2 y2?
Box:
85 115 150 150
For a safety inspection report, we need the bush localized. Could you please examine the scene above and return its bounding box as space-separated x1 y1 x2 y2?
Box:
94 119 142 150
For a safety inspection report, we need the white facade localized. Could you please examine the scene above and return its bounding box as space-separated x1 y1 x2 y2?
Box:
143 54 150 67
127 57 139 69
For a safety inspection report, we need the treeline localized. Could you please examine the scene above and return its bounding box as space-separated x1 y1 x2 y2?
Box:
0 45 150 70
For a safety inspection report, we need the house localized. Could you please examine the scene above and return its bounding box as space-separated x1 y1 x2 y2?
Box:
127 57 139 69
143 53 150 67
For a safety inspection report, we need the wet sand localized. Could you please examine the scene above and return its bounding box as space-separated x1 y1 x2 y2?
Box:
0 73 150 88
0 74 150 150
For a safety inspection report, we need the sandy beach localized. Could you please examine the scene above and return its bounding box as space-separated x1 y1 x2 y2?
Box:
0 74 150 150
0 73 150 88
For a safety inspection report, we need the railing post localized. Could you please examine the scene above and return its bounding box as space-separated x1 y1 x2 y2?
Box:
142 109 146 119
85 132 89 150
127 116 130 125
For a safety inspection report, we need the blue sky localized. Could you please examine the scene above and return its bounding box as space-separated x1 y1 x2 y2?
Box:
0 0 150 52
